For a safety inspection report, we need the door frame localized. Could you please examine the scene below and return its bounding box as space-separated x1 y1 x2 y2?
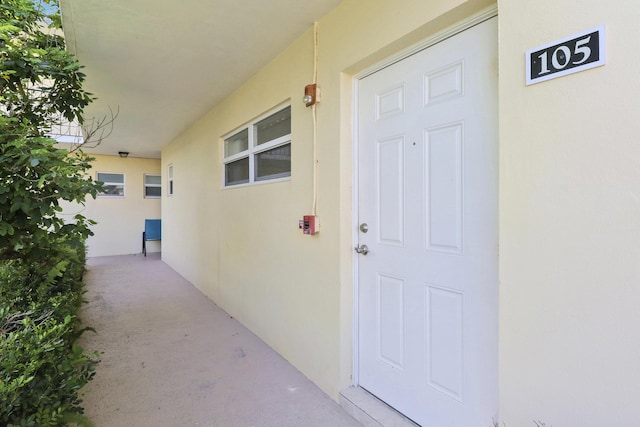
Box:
350 5 498 388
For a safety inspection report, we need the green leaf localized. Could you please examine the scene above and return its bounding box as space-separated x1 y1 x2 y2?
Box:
9 202 21 213
0 222 15 236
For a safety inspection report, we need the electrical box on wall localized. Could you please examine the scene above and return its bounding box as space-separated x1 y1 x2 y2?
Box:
299 215 319 235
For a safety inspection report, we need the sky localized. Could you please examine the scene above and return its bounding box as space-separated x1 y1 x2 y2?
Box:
34 0 59 15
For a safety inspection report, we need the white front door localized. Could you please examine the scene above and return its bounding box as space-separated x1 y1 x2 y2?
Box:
356 18 498 426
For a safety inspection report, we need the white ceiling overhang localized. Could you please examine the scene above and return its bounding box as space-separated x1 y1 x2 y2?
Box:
60 0 342 158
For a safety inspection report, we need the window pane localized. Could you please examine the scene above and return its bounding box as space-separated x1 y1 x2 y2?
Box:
145 186 162 197
225 157 249 186
255 106 291 145
224 129 249 157
145 175 161 185
255 144 291 181
97 172 124 183
102 184 124 196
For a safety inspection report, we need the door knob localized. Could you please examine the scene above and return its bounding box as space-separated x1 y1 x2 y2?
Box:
359 223 369 233
354 244 369 255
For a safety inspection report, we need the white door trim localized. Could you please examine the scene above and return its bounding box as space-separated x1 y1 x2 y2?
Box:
350 4 498 388
355 5 498 82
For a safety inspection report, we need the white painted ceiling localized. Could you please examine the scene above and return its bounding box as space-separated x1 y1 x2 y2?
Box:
60 0 342 158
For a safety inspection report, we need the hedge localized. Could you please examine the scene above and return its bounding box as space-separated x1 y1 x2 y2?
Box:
0 237 98 426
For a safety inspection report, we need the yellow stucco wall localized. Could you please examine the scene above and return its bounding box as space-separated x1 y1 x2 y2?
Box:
499 1 640 425
162 0 640 424
64 154 162 257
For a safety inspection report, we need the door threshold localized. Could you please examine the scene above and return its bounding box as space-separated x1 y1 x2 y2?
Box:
339 386 419 427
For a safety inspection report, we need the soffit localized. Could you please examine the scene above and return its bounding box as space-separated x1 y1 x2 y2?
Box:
60 0 342 158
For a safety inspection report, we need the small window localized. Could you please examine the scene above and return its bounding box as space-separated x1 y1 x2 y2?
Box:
97 172 125 197
168 164 174 196
223 105 291 187
144 174 161 198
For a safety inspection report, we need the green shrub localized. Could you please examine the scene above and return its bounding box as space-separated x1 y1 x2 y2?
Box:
0 311 97 426
0 237 87 321
1 1 100 422
0 238 98 426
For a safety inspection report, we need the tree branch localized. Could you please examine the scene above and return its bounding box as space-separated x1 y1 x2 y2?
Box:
68 106 119 152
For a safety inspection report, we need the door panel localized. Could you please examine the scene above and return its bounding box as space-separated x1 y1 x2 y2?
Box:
357 18 498 426
377 136 405 246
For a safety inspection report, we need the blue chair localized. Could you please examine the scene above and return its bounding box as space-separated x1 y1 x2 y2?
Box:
142 219 161 256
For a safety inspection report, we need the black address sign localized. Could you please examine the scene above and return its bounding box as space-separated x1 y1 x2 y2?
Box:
526 26 606 85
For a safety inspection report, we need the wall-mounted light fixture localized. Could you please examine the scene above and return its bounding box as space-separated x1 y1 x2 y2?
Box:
118 151 129 158
303 83 318 107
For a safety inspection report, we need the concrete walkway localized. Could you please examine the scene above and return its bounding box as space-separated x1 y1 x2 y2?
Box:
77 254 362 427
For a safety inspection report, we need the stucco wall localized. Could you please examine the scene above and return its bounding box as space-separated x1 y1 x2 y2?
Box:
162 0 640 424
498 1 640 425
63 154 162 257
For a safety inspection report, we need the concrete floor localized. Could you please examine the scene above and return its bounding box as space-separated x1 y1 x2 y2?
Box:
77 254 363 427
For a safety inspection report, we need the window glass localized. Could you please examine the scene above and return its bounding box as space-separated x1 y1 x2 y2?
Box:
97 172 124 184
97 172 125 197
168 165 174 196
145 175 161 185
144 174 161 199
101 184 124 196
255 144 291 181
145 186 162 198
225 157 249 186
223 104 291 187
255 106 291 145
224 129 249 156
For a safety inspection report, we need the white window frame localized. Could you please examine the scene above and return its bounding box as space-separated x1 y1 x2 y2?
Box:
97 172 125 198
222 104 291 187
144 174 162 199
168 164 174 196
